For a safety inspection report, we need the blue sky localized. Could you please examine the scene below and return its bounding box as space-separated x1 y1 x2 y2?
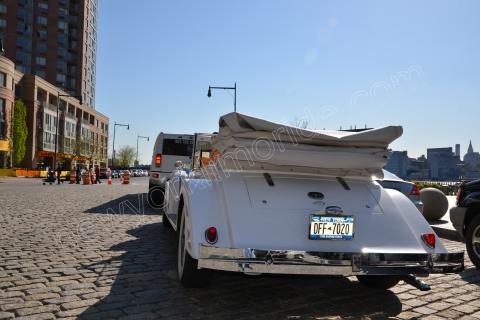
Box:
96 0 480 164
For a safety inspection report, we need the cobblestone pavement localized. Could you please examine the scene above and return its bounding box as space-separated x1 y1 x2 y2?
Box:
0 177 479 320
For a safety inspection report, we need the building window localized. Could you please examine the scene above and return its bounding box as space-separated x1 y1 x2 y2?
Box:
0 99 6 140
0 4 7 14
38 2 48 10
37 16 48 26
37 42 47 53
56 73 66 83
37 30 47 38
43 132 56 150
16 64 31 74
44 113 57 134
35 70 47 78
0 72 6 87
0 19 6 28
59 7 68 16
36 56 46 66
58 20 67 30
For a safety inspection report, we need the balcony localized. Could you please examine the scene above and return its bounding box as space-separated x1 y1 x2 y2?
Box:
46 103 58 112
37 100 46 108
65 112 76 121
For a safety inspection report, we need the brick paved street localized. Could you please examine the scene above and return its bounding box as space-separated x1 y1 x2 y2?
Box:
0 177 479 320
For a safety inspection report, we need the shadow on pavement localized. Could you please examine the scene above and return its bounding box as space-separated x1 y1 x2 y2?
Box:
460 266 480 286
84 193 160 215
79 222 402 319
428 219 449 226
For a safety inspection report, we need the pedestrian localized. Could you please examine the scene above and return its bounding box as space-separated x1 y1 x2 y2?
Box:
76 166 82 184
95 165 102 184
57 166 62 184
89 166 95 184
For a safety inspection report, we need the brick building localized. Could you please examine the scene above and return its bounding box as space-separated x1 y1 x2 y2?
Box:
1 54 108 170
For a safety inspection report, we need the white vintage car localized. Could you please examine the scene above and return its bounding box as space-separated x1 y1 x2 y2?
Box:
162 113 464 290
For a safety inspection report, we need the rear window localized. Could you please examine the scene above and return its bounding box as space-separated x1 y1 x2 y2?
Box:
162 139 193 156
382 169 401 181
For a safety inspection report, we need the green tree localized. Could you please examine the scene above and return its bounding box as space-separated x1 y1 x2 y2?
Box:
11 100 28 166
117 145 135 167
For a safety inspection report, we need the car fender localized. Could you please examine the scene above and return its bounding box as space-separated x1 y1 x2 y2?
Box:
379 188 449 253
180 179 232 259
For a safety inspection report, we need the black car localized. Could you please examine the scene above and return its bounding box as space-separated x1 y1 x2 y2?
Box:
450 179 480 268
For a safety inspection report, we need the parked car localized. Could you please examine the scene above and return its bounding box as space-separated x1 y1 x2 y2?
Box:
111 170 120 179
148 133 194 208
450 179 480 268
99 168 108 179
162 113 464 289
376 170 423 212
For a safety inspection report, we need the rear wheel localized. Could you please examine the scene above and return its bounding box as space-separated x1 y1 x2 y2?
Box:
148 183 165 209
356 276 400 290
466 214 480 269
177 205 211 288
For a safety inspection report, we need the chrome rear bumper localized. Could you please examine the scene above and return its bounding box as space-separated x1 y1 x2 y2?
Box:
198 245 464 276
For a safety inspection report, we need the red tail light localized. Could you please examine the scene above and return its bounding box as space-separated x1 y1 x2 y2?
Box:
410 184 420 196
155 154 162 166
421 233 436 248
205 227 218 244
151 173 159 178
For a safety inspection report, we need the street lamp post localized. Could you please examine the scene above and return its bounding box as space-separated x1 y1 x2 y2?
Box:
112 122 130 168
54 92 82 170
207 82 237 112
136 135 149 165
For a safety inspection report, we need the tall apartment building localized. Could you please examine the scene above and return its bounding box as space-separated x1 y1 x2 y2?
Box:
0 0 107 170
0 0 97 108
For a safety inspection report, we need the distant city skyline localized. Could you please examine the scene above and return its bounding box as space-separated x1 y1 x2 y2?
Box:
386 138 480 180
392 139 477 160
95 1 479 164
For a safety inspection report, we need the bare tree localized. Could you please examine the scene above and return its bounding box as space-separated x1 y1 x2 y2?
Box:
289 116 310 129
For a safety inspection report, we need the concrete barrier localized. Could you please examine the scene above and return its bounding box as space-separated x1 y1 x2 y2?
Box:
420 187 449 220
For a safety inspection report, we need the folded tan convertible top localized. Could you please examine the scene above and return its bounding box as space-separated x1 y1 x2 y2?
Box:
216 112 403 149
211 112 403 178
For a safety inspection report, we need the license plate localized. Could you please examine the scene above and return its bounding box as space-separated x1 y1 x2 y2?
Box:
309 215 355 240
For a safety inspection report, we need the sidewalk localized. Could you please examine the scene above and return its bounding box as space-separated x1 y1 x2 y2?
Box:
429 196 463 241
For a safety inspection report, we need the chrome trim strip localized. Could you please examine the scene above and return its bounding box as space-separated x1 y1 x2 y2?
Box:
198 245 464 276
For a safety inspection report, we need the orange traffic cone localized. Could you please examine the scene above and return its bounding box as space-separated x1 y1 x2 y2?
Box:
108 176 112 185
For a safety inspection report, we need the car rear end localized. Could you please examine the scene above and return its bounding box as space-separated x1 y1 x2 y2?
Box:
450 180 480 237
190 172 463 278
377 170 423 212
149 133 194 189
